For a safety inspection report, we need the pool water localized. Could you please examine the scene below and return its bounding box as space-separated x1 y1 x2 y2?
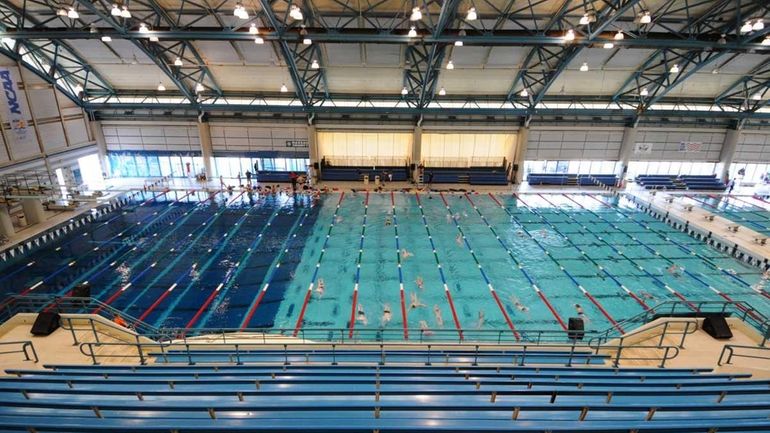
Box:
1 189 769 340
686 194 770 237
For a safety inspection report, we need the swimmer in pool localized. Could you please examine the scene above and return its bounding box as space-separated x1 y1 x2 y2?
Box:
419 320 434 336
667 263 682 278
639 290 655 300
456 233 463 246
516 230 525 237
725 268 737 275
385 217 392 226
540 229 548 238
315 278 325 298
401 248 413 260
476 310 485 329
511 296 529 313
335 215 343 224
410 292 426 309
433 305 444 327
416 276 424 290
357 303 368 326
381 304 392 326
446 214 453 224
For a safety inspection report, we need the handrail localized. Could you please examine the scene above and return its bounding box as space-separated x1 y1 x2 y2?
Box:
0 340 38 363
78 340 680 368
587 318 699 348
718 344 770 366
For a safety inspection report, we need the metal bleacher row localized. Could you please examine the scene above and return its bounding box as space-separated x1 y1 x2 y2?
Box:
635 174 727 191
527 173 618 187
320 166 410 182
2 351 769 432
320 166 509 185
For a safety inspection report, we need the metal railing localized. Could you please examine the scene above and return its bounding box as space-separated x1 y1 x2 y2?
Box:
718 344 770 367
78 340 681 368
588 318 699 349
0 340 38 363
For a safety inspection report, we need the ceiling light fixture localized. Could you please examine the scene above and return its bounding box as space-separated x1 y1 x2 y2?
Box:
410 7 422 21
121 5 131 18
754 19 764 31
254 36 264 44
195 83 205 92
408 26 417 37
455 40 463 46
174 57 183 66
640 87 648 96
157 83 166 91
73 84 84 95
303 38 312 45
614 30 624 40
580 62 588 72
311 59 319 69
111 4 121 16
280 83 288 92
763 36 770 46
519 88 528 97
466 7 477 21
149 35 159 42
57 7 68 16
670 64 679 74
289 5 303 20
101 35 112 42
249 23 259 34
740 21 753 33
563 29 575 41
579 13 590 25
234 3 249 19
139 23 149 33
446 60 454 70
438 87 446 96
603 42 614 49
67 7 79 19
401 86 408 95
639 11 651 24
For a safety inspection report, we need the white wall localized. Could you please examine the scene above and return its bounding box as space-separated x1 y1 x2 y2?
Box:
102 122 200 153
422 133 514 167
733 131 770 162
318 130 411 165
210 123 307 154
526 127 624 160
0 56 93 168
632 128 724 162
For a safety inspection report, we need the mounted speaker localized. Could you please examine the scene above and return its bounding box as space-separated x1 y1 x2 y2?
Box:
31 312 60 336
702 316 732 340
568 317 584 340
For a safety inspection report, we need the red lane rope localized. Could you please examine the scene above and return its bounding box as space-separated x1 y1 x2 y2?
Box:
537 291 567 331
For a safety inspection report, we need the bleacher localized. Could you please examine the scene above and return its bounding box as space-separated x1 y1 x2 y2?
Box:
635 174 726 191
320 166 409 182
254 170 295 182
527 173 618 187
425 167 508 185
2 359 769 431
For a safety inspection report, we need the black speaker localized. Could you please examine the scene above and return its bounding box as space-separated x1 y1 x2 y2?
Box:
513 164 519 171
312 162 319 169
31 312 60 336
702 316 732 339
72 283 91 298
568 317 584 340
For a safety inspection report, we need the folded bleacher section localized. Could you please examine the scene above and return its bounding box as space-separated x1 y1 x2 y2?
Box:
425 167 508 185
320 166 409 182
635 174 726 190
527 173 618 187
2 359 769 432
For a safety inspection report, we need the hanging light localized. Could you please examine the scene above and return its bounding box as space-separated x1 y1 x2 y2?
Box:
753 19 764 31
579 13 590 25
763 36 770 46
603 42 614 49
289 5 303 20
438 87 446 96
249 23 259 35
408 26 417 37
280 83 288 92
195 83 205 92
149 35 159 42
614 30 624 40
454 40 463 46
519 88 528 97
740 21 753 33
57 7 68 16
174 57 183 66
157 83 166 91
752 92 762 101
401 86 408 95
446 60 454 70
563 29 575 41
466 7 477 21
254 36 264 44
311 59 319 69
410 7 422 21
139 23 149 33
73 84 84 94
121 5 131 18
111 4 121 16
234 3 249 19
67 7 79 19
101 35 112 42
640 11 651 24
579 62 588 72
669 64 680 74
303 37 312 45
640 87 648 96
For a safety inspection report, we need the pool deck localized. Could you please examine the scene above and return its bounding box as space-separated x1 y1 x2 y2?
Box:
627 189 770 268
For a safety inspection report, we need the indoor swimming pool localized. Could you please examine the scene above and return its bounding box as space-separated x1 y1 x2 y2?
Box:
684 194 770 237
1 189 769 340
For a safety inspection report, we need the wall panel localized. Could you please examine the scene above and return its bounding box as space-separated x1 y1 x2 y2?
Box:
633 128 724 161
526 127 623 160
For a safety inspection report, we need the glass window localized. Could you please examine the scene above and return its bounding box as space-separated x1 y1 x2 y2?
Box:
159 157 173 176
135 156 149 177
170 156 184 177
147 156 161 177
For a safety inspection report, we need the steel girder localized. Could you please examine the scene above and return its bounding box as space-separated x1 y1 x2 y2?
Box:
613 0 770 115
0 1 114 103
72 0 222 103
716 57 770 114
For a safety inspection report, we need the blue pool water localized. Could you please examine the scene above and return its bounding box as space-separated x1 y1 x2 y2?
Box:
686 194 770 237
1 189 769 339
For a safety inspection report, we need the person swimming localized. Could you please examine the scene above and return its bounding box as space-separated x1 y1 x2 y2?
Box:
476 310 485 329
410 292 426 309
639 290 655 300
433 305 444 327
574 303 587 321
357 303 368 326
385 217 392 226
511 296 529 313
419 320 434 337
416 276 424 290
401 248 413 260
315 278 325 298
446 214 453 224
667 263 682 278
539 229 548 239
516 229 525 237
381 304 392 326
335 215 343 224
456 233 463 246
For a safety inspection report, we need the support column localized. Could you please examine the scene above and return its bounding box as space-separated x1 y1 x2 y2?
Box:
616 126 638 181
90 120 110 178
412 127 422 182
197 120 214 179
513 127 529 184
0 206 14 239
21 199 46 225
307 125 319 181
718 128 740 182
